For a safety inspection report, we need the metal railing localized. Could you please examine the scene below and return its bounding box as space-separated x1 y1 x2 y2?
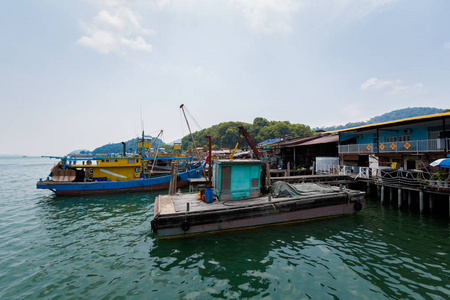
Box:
318 164 450 190
338 138 450 154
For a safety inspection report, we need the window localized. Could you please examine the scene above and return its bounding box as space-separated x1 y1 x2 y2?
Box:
398 135 411 142
386 136 397 143
251 178 259 188
221 166 231 191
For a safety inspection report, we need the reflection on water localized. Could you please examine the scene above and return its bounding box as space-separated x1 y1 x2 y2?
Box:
0 157 449 299
148 204 449 299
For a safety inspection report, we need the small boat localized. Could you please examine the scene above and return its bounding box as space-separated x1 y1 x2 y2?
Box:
37 135 205 196
151 159 365 239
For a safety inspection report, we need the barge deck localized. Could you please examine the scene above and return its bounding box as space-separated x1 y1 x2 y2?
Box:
151 184 365 239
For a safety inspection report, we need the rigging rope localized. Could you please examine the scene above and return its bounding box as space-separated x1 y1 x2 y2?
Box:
184 106 202 131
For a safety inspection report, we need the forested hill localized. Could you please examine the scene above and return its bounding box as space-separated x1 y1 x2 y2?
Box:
181 117 315 150
314 107 445 132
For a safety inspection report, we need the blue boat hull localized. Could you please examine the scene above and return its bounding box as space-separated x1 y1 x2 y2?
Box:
37 166 203 196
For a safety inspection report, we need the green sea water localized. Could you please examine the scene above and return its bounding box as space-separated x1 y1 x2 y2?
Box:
0 157 449 299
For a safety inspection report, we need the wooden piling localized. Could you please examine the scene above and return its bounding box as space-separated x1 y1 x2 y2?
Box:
169 162 178 195
408 190 411 208
398 188 402 207
429 193 434 213
381 185 385 203
419 191 424 214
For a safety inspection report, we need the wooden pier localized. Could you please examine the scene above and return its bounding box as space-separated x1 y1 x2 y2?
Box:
267 170 450 218
374 183 450 216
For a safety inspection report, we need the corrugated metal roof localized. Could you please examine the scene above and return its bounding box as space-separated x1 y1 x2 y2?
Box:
258 136 317 147
322 112 450 134
278 136 319 147
298 134 339 146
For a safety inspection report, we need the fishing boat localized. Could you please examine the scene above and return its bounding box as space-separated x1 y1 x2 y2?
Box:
37 135 205 196
151 159 365 239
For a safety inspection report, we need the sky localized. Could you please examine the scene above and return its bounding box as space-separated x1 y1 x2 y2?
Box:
1 0 449 156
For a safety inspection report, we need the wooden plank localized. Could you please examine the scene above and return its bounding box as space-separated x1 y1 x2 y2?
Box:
159 195 176 214
188 178 209 184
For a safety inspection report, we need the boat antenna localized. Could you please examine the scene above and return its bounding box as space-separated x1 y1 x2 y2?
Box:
140 107 144 134
180 104 206 176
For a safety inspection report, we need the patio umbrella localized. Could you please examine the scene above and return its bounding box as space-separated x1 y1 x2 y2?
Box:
429 158 450 168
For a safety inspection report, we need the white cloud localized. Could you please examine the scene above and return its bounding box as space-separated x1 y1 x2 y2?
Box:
230 0 300 34
361 77 424 95
77 8 152 54
228 0 399 34
82 0 398 38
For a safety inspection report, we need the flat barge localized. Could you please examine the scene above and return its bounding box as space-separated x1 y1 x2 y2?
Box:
151 184 365 239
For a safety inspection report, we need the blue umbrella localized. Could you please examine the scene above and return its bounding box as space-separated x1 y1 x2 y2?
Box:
429 158 450 168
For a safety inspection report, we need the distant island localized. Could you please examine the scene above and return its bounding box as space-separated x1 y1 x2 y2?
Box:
313 107 446 132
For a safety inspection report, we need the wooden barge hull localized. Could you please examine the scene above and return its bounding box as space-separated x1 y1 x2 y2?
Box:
151 191 365 239
36 166 203 196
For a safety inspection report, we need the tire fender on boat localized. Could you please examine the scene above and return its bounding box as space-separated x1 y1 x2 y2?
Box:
181 221 190 231
151 220 158 233
135 173 140 178
135 167 140 172
354 201 362 212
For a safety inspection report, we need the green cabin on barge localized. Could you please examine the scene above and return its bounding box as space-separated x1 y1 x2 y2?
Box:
212 159 264 201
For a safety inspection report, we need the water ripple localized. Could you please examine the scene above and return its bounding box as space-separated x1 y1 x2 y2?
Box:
0 157 449 299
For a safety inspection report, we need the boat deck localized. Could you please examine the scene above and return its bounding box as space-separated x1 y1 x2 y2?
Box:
156 189 353 217
158 193 289 215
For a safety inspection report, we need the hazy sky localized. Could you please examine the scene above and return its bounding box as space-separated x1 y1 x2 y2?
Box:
1 0 449 156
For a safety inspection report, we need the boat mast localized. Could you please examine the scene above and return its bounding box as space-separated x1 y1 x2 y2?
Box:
149 130 164 176
180 104 206 176
141 130 145 178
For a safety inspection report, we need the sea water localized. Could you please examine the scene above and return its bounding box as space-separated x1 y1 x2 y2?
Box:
0 157 449 299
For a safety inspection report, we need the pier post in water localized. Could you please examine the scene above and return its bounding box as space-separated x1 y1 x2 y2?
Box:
398 188 402 207
389 187 393 203
419 191 424 214
429 193 434 213
381 185 385 203
408 190 411 208
169 162 178 195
